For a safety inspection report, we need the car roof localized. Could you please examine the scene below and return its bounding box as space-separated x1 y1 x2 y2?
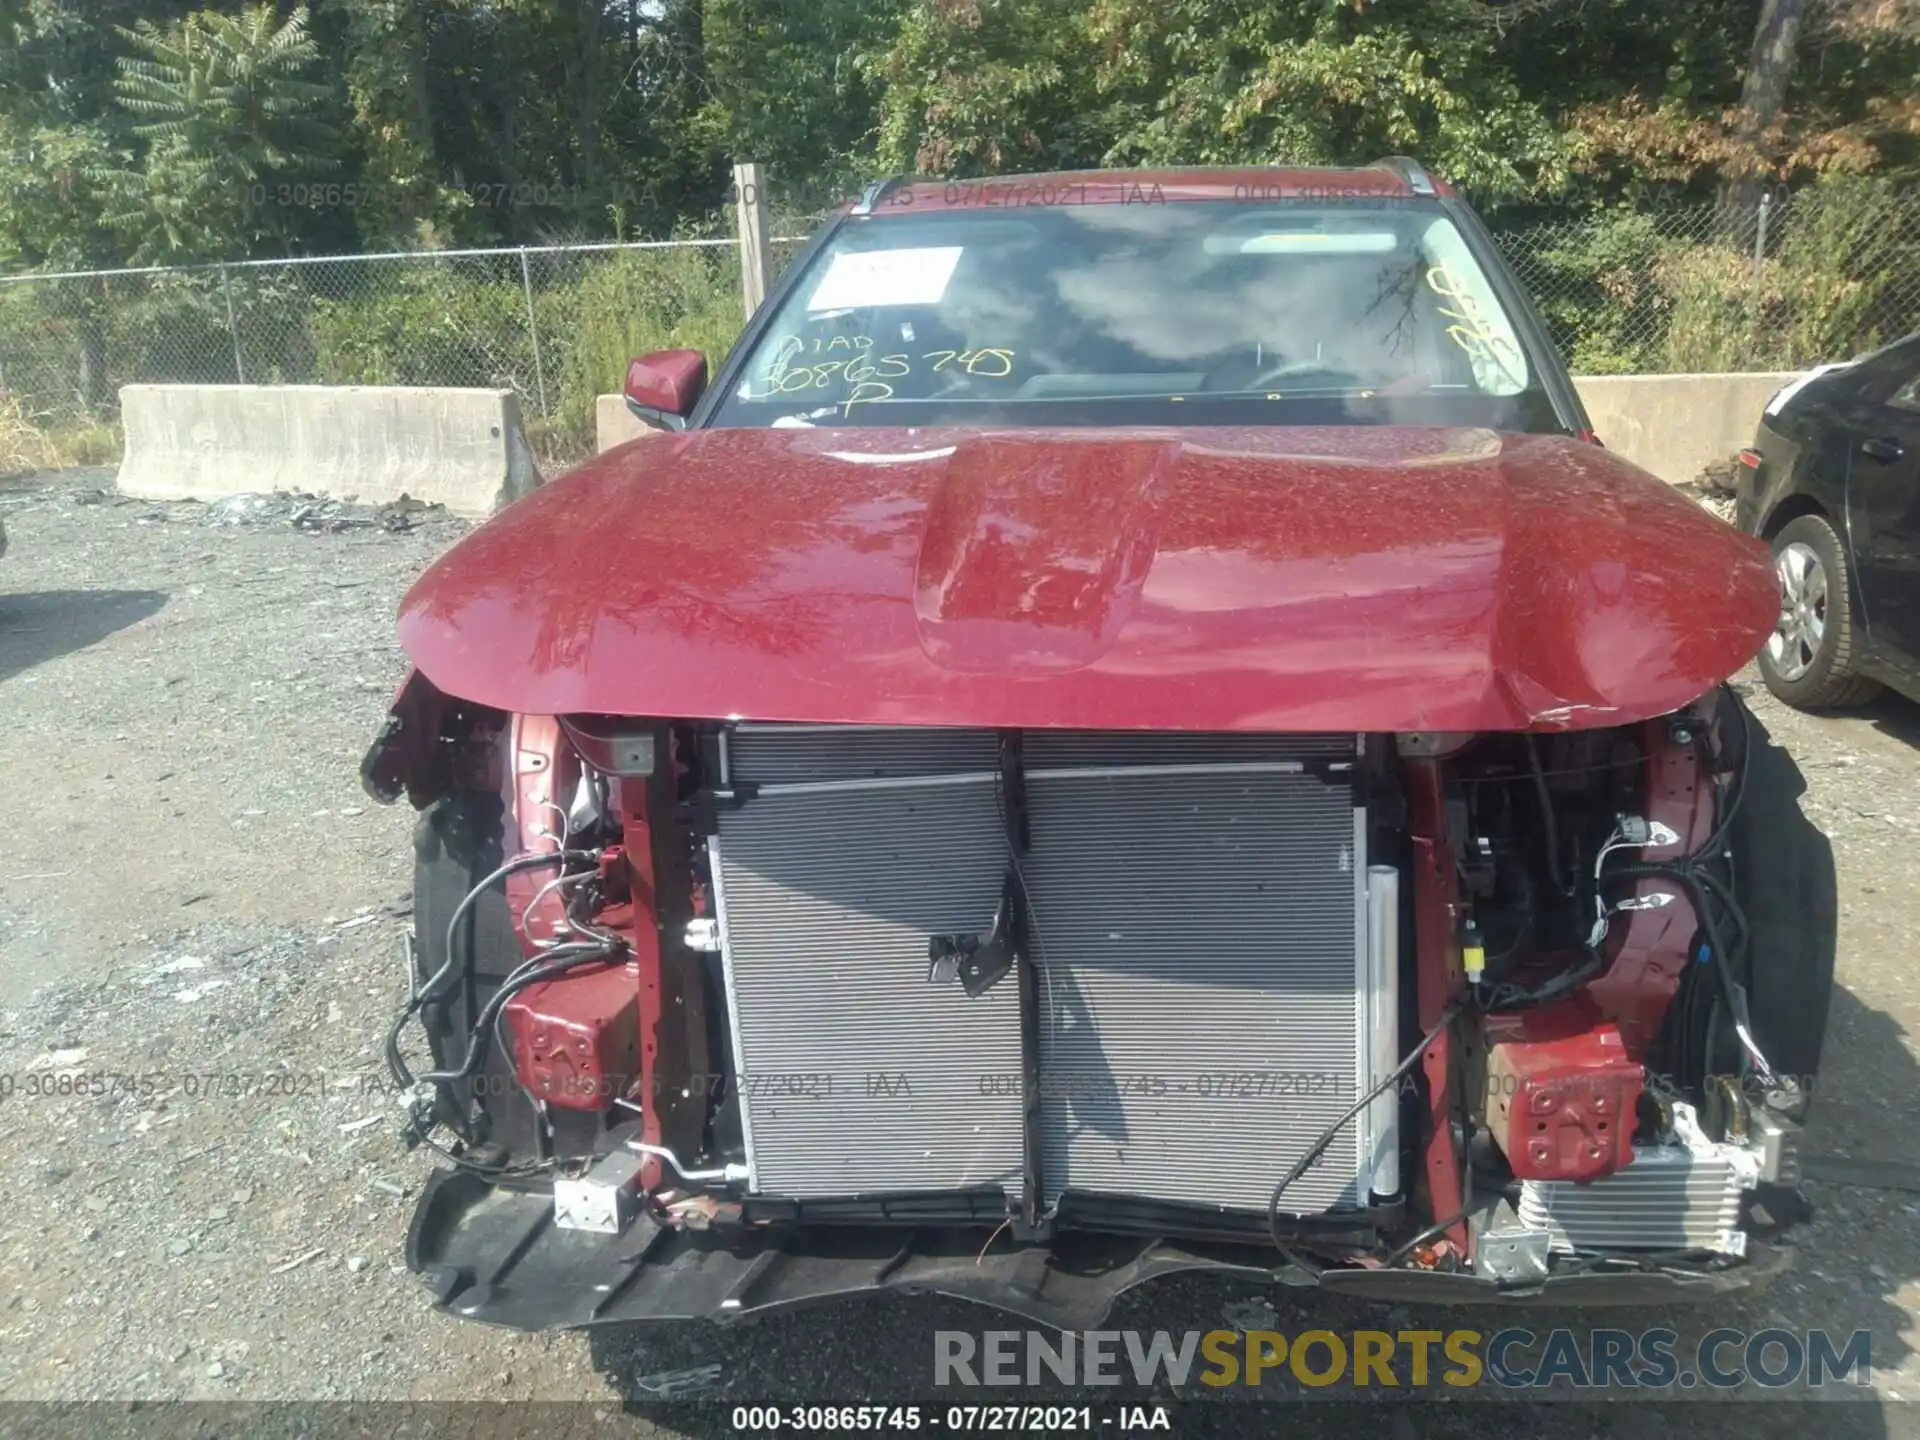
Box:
850 161 1452 214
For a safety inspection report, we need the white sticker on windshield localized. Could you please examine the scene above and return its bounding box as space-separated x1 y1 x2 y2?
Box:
806 247 963 312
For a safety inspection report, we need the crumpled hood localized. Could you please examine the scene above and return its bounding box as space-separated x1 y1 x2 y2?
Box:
396 425 1775 732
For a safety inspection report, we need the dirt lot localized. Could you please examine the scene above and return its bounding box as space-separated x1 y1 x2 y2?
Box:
3 468 1919 1437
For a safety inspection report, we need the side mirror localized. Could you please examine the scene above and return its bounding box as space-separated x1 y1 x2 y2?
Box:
624 349 708 431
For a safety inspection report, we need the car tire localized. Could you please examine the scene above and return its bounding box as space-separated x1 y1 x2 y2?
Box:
1756 513 1880 709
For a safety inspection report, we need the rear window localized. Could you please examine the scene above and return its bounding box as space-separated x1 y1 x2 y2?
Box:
711 200 1561 431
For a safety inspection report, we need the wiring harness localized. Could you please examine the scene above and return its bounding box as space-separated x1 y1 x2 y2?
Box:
1271 686 1776 1272
384 842 628 1177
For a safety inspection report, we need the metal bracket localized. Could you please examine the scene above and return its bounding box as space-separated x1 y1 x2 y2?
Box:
927 873 1019 997
677 783 761 837
1476 1228 1551 1284
554 1149 648 1235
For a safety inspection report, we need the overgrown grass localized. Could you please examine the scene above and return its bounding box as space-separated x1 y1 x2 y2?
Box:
0 395 123 475
0 391 58 477
45 416 123 466
544 245 746 452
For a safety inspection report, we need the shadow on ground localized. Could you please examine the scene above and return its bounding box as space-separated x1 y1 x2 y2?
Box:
1856 687 1920 751
0 588 166 683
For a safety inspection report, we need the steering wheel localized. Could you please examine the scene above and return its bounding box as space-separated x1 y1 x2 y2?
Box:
1239 359 1366 391
1202 356 1366 392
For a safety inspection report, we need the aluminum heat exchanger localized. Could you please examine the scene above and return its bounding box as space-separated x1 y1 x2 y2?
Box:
708 725 1397 1216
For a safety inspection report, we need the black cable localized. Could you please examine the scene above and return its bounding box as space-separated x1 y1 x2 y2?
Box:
416 1128 556 1179
1266 1005 1461 1265
1693 683 1750 864
425 849 596 1008
385 848 596 1090
1689 862 1749 960
1459 756 1643 785
1476 945 1605 1012
1607 860 1767 1079
414 939 627 1087
1523 733 1574 898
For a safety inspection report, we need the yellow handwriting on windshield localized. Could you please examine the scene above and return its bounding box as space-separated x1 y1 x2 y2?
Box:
921 348 1015 377
1425 265 1523 377
746 342 1017 400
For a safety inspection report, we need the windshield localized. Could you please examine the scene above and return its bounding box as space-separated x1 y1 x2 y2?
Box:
710 200 1560 430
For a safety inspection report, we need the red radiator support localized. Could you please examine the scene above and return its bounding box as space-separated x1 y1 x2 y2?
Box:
504 957 642 1108
1405 757 1468 1257
1483 999 1643 1182
491 721 707 1191
1585 717 1716 1055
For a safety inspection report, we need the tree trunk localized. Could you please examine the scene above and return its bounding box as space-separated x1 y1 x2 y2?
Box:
571 0 603 199
1724 0 1808 208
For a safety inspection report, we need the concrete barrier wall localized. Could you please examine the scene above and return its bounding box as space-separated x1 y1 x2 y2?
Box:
118 384 542 519
1572 372 1800 485
596 392 674 453
591 371 1805 482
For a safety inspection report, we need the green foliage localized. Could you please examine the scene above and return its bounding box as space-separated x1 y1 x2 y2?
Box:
0 118 125 272
872 0 1096 174
301 246 745 455
1096 0 1574 199
96 3 343 262
866 0 1575 197
546 245 747 452
1502 174 1920 375
43 414 123 467
699 0 899 196
105 272 237 383
308 265 533 389
1662 177 1920 371
1504 208 1674 373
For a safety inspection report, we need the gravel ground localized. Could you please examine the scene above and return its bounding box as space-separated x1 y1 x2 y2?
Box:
3 467 1919 1437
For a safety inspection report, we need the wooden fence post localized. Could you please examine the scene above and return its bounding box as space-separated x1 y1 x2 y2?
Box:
734 161 770 318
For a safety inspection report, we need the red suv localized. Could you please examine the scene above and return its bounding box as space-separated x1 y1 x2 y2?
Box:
366 161 1824 1330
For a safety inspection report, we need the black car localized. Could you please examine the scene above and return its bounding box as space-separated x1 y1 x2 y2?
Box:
1738 329 1920 708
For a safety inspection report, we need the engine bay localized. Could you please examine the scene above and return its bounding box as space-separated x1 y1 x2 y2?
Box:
373 686 1810 1295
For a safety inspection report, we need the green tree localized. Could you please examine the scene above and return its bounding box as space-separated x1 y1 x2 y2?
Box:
330 0 460 245
1087 0 1573 199
868 0 1574 199
0 118 127 404
871 0 1098 175
699 0 905 209
100 3 343 261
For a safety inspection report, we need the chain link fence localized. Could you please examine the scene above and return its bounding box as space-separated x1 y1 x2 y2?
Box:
1492 182 1920 375
0 237 776 464
3 184 1918 465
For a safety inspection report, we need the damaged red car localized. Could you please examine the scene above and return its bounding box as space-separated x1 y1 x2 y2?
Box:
363 160 1833 1330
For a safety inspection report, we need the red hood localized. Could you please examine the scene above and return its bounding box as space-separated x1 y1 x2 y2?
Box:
396 425 1775 732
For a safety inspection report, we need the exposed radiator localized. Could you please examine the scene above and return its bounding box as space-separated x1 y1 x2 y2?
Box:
1021 731 1367 1213
710 724 1379 1216
711 732 1024 1199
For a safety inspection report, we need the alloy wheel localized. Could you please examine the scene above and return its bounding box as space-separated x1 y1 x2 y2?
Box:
1768 540 1827 682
